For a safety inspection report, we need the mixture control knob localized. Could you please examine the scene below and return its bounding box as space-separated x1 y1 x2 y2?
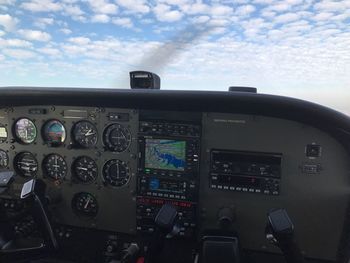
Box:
218 207 235 229
106 245 114 253
105 240 118 254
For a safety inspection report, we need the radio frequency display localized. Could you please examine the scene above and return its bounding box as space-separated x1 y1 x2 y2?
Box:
145 139 186 171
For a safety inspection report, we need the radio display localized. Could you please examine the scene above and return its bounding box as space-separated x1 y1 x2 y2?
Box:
149 177 185 194
145 138 186 171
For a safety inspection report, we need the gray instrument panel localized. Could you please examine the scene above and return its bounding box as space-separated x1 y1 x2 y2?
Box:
199 113 350 261
0 106 139 234
0 107 349 261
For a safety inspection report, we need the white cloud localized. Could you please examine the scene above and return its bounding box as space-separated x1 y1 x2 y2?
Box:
115 0 150 14
312 12 334 21
236 5 256 16
0 0 16 4
38 47 61 56
63 4 85 16
87 0 118 14
210 5 233 16
192 15 210 24
154 4 183 22
208 18 230 27
2 48 37 59
68 37 91 45
112 17 133 28
285 0 303 5
18 29 52 42
34 17 54 29
160 0 191 5
0 30 5 37
275 12 300 23
314 1 350 12
91 14 110 23
261 9 276 18
269 3 292 12
20 0 63 12
181 3 210 15
0 38 32 47
60 28 72 34
0 14 18 31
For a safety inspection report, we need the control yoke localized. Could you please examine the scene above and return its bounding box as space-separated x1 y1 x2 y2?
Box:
0 178 58 261
145 203 178 263
266 209 305 263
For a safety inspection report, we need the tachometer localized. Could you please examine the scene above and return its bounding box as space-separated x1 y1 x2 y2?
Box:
14 152 38 177
43 154 67 180
43 120 66 146
72 192 98 217
72 156 98 184
14 118 37 144
0 150 9 168
103 159 130 187
103 123 131 152
72 121 98 148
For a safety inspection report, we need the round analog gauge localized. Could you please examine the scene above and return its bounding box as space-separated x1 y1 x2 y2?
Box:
72 156 98 184
0 125 8 143
43 120 66 146
0 150 9 168
72 121 98 148
103 124 131 152
43 154 67 180
14 118 37 144
14 152 38 177
72 192 98 217
103 159 130 187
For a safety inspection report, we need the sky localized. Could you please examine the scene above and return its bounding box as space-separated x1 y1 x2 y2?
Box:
0 0 350 115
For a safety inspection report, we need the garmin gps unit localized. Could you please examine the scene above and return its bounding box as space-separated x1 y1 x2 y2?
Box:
136 121 200 237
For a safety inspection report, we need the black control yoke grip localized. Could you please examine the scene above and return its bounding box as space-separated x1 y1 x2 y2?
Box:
267 209 305 263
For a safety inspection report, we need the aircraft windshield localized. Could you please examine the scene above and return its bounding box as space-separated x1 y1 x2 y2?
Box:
0 1 349 115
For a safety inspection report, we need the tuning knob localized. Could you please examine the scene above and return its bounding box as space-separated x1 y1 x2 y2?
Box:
218 207 235 229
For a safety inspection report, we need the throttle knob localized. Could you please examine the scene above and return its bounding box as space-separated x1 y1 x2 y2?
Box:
218 207 235 229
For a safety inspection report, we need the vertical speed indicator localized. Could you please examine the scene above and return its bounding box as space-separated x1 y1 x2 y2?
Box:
72 156 98 184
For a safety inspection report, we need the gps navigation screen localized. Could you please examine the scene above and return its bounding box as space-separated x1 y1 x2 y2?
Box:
145 139 186 171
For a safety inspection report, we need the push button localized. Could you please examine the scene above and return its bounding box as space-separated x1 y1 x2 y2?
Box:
306 144 321 158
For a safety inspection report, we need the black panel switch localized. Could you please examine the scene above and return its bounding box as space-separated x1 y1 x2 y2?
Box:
306 144 321 158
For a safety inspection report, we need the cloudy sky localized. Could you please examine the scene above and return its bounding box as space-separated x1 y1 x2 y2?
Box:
0 0 350 115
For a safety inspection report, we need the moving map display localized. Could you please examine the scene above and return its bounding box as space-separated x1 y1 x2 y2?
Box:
145 139 186 171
